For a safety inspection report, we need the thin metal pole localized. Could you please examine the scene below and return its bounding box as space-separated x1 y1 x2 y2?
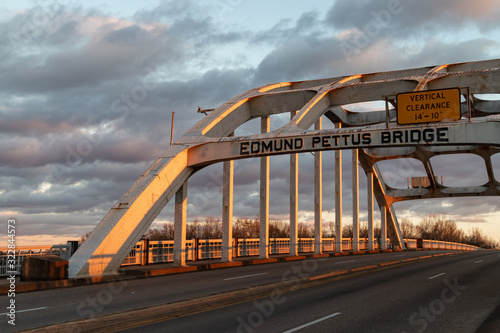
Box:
385 97 389 129
467 88 471 122
170 111 175 145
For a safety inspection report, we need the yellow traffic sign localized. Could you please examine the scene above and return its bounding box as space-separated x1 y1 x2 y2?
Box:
397 88 461 125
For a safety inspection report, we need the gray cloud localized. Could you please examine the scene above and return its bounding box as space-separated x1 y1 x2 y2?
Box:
1 0 499 242
326 0 500 38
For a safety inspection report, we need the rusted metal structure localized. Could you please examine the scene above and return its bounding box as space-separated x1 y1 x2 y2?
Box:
69 59 500 278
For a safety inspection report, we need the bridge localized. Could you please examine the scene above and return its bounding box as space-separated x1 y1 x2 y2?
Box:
68 59 500 279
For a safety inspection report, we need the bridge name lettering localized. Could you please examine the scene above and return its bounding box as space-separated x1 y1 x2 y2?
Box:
239 127 449 155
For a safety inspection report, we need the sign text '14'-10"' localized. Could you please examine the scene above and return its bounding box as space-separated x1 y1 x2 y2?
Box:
239 127 449 155
397 88 461 125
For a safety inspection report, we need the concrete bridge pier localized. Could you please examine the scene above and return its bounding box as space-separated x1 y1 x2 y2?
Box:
367 172 375 251
314 118 323 254
259 116 270 259
173 181 188 267
381 205 387 250
352 149 359 251
221 158 234 262
290 111 299 256
335 123 343 253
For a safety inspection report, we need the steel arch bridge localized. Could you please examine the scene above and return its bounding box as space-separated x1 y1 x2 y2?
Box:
69 59 500 278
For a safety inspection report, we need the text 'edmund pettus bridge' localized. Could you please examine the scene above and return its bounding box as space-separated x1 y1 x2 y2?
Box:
239 127 449 156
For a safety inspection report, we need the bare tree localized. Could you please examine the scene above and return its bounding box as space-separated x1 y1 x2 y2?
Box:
234 218 259 238
323 222 335 238
136 213 498 249
400 218 418 239
298 222 313 238
269 220 289 238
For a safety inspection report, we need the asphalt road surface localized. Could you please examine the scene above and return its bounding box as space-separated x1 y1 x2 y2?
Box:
1 250 499 332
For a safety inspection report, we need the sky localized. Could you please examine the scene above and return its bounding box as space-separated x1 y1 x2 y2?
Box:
1 0 500 246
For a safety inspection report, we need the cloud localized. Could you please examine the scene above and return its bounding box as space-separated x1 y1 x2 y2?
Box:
1 0 500 244
0 15 183 94
326 0 500 39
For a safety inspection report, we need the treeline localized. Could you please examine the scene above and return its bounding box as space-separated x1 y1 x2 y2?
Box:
143 217 373 240
400 215 498 249
143 214 498 249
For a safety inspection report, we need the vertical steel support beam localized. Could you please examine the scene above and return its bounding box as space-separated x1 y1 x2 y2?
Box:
222 158 234 262
335 123 343 253
367 172 374 251
290 111 299 256
174 181 187 266
352 149 359 252
259 116 270 259
314 118 322 254
381 205 387 250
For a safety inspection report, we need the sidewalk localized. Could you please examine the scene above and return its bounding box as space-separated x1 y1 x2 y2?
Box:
0 248 411 295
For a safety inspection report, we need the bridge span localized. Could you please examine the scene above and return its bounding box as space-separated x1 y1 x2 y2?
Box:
68 59 500 279
3 249 500 332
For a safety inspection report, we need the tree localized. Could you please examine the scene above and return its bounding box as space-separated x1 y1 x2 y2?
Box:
342 224 353 238
79 231 92 244
233 218 259 238
298 222 313 238
269 220 289 238
323 222 335 238
400 218 418 239
135 213 498 249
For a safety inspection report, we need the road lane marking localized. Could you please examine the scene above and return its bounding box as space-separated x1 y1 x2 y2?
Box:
0 306 47 315
223 272 267 281
428 273 446 280
335 260 355 264
394 254 407 257
474 260 484 263
283 312 341 333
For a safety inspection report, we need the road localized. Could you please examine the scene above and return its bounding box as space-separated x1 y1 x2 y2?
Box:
1 250 499 332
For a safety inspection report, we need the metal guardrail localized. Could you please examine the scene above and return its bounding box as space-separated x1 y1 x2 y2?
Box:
0 238 478 275
0 244 71 276
120 238 478 267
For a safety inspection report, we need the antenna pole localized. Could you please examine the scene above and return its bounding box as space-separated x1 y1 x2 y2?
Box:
170 111 175 146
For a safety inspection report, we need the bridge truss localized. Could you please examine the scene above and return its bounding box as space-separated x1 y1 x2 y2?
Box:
69 59 500 278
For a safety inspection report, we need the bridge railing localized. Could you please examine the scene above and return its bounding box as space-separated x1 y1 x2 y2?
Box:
119 237 478 267
0 238 479 275
0 244 71 276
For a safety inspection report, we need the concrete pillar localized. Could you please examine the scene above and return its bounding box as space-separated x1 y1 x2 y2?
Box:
290 111 299 256
352 149 359 251
381 205 387 250
174 181 187 266
141 238 149 266
314 118 322 254
335 123 343 253
259 116 270 259
222 158 234 262
367 172 374 251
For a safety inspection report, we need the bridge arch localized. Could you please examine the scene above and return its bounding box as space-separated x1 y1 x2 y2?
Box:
69 59 500 278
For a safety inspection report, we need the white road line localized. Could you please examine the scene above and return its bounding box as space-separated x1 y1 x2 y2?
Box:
474 260 484 263
394 254 407 257
428 273 446 280
283 312 341 333
0 306 47 316
335 260 355 264
223 272 267 281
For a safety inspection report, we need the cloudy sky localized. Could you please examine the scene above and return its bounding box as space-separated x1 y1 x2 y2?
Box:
1 0 500 246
